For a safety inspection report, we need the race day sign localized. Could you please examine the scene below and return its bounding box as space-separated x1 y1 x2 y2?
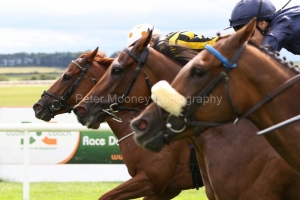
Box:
0 130 123 164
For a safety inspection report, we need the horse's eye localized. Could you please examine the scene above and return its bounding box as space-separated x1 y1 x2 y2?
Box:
112 67 123 76
63 74 71 81
191 67 204 78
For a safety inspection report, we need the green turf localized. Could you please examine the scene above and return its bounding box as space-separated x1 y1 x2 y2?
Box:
0 86 49 107
0 67 64 81
0 182 208 200
0 67 64 74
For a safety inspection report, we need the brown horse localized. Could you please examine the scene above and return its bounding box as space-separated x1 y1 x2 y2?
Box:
74 30 300 199
33 47 113 121
131 18 300 176
33 47 200 199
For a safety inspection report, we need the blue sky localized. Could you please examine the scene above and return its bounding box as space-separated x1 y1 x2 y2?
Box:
0 0 298 61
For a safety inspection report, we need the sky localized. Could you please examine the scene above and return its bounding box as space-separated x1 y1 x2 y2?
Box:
0 0 298 61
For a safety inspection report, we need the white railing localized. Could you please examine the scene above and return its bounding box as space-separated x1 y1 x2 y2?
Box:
0 123 109 200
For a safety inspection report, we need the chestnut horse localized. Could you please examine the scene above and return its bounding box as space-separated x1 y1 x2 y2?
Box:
131 18 300 177
33 47 113 121
74 30 300 199
33 47 201 199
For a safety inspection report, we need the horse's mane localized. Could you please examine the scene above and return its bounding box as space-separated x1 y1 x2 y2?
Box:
152 38 198 66
247 40 300 73
79 51 114 66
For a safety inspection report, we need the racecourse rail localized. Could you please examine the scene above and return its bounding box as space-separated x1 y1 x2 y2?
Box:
0 123 109 200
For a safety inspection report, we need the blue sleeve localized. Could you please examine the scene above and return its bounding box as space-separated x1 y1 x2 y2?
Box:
262 16 294 52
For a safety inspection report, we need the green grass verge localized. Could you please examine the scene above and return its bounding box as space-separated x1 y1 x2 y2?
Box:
0 182 207 200
0 67 64 74
0 86 50 107
0 67 64 81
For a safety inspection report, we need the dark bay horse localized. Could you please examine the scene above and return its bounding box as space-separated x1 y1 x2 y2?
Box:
131 18 300 177
74 30 300 199
33 47 199 199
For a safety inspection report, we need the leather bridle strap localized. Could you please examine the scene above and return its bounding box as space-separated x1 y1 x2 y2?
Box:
183 69 231 118
60 63 91 103
101 47 152 122
116 48 151 111
120 48 149 102
183 44 245 118
42 61 92 118
235 72 300 122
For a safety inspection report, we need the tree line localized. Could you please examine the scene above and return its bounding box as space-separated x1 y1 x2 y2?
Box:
0 52 84 67
0 51 120 67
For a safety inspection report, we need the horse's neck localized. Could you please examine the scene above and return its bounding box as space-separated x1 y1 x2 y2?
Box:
147 49 182 83
240 50 300 129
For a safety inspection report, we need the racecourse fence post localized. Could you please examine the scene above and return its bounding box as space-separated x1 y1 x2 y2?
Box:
23 130 30 200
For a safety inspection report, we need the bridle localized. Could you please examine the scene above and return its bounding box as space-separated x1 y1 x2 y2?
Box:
102 47 152 122
156 44 244 142
41 60 95 118
160 43 300 143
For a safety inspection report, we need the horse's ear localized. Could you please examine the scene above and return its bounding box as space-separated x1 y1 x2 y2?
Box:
83 47 98 63
225 17 256 49
91 47 98 59
132 28 153 53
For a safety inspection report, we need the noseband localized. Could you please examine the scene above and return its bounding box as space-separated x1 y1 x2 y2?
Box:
103 47 152 122
42 60 95 118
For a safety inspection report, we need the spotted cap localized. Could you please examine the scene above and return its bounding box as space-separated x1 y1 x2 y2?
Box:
127 23 161 47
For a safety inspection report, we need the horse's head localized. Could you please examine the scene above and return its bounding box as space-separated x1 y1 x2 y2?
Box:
73 28 194 129
33 47 113 121
131 18 259 152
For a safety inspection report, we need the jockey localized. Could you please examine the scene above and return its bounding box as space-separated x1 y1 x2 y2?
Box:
127 23 218 52
227 0 300 55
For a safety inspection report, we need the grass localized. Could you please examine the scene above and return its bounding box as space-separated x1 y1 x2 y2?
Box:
0 85 50 107
0 67 64 81
0 67 64 74
0 182 207 200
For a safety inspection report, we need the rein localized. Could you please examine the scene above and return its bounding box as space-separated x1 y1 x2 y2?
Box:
117 131 135 144
42 60 95 118
103 47 152 122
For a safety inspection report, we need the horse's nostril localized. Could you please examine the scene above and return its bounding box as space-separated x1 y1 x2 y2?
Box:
134 119 148 132
74 106 87 116
33 103 42 111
